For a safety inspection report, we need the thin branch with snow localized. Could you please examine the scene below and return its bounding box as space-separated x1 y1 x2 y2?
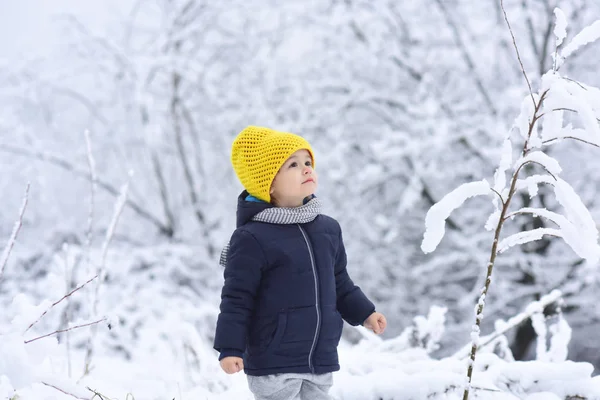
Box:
25 273 98 333
25 318 107 344
83 178 130 376
84 129 97 272
42 382 90 400
0 182 30 281
453 290 563 359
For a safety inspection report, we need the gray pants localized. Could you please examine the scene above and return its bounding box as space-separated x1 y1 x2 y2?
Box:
247 372 333 400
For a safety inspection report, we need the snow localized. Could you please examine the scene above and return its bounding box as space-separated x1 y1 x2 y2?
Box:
3 276 598 400
547 316 572 362
561 19 600 60
492 139 512 196
540 72 600 147
552 177 600 262
421 180 491 254
507 205 599 263
514 151 562 176
514 94 539 142
484 209 501 231
553 8 568 47
498 228 562 254
517 174 548 198
512 174 600 263
411 306 447 354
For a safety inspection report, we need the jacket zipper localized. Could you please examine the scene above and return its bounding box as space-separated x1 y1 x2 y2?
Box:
298 224 320 374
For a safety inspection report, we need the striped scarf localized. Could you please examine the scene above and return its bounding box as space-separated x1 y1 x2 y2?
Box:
219 196 322 267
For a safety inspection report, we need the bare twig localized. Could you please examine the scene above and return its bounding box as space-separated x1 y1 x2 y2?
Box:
434 0 497 116
515 160 558 181
42 382 89 400
0 183 30 281
490 188 505 207
390 55 423 82
562 77 588 90
25 274 98 333
521 0 540 59
543 136 600 148
539 107 600 124
149 148 176 237
87 387 112 400
170 49 205 227
500 0 536 108
25 318 107 344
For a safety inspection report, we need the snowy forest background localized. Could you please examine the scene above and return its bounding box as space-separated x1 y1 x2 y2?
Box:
1 0 600 399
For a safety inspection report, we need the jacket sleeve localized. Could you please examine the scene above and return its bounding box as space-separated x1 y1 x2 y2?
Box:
213 229 265 358
334 227 376 326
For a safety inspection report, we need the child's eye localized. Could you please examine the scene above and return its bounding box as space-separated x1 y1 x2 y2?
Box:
305 161 312 167
289 162 298 168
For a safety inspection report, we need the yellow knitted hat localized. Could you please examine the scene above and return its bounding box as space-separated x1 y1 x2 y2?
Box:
231 126 315 203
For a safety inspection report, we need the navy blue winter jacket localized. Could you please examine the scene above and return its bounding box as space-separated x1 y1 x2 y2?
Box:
213 191 376 376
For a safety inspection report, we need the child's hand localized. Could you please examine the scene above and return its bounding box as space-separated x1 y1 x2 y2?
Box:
364 312 387 334
220 356 244 374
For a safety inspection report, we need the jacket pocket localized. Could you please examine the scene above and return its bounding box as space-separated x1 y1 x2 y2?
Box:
263 311 287 354
317 307 343 344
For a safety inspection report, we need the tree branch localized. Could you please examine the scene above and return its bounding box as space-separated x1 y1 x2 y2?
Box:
42 382 89 400
500 0 536 108
25 274 98 333
515 160 558 181
25 318 107 344
490 188 505 207
0 183 30 281
543 136 600 148
454 290 563 359
434 0 497 116
521 0 540 59
0 144 172 236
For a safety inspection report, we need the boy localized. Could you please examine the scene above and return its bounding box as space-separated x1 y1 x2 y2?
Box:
214 126 386 400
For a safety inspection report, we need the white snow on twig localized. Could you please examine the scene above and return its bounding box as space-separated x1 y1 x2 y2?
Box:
554 8 568 47
0 183 30 281
498 227 563 254
561 19 600 59
493 139 513 196
514 151 562 176
421 180 490 254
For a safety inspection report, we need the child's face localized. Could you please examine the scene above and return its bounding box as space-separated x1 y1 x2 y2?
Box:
269 149 317 207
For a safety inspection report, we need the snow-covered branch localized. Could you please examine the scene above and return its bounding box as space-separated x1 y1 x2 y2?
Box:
420 6 600 399
421 180 491 254
453 290 563 359
25 273 98 333
24 318 108 344
83 178 130 375
0 183 30 281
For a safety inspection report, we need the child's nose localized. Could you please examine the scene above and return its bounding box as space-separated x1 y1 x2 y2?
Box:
303 166 312 174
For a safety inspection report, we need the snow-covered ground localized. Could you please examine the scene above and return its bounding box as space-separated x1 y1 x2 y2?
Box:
1 243 599 400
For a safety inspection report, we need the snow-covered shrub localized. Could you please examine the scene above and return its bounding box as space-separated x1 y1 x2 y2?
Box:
420 6 600 399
